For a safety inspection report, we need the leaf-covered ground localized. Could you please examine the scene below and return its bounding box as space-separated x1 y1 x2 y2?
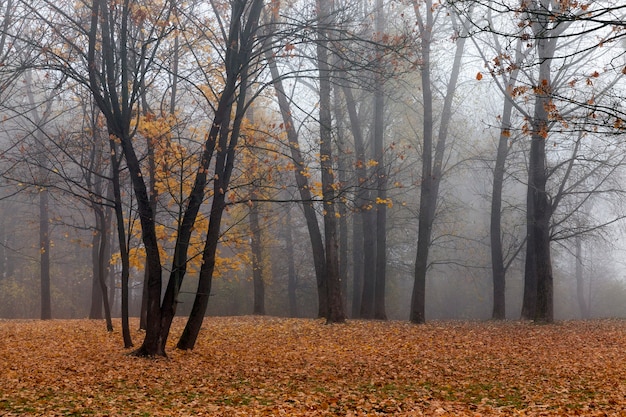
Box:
1 317 626 416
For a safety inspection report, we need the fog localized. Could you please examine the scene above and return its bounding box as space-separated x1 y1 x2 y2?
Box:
0 0 625 324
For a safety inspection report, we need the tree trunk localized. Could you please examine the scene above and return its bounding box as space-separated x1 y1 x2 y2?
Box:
106 221 115 313
40 187 51 320
374 165 387 320
521 3 555 323
266 47 327 318
524 123 553 323
119 132 163 355
490 137 507 320
93 201 113 332
109 142 132 345
342 85 374 319
177 0 264 348
410 1 434 324
351 214 364 317
177 78 250 349
171 117 232 351
87 0 164 356
490 38 523 320
520 208 537 320
250 199 265 315
89 232 104 319
410 2 465 323
533 186 553 322
139 268 148 330
334 89 350 313
284 207 298 317
360 207 377 319
575 235 589 319
316 0 344 323
96 217 113 332
373 0 387 320
176 192 224 350
24 69 53 321
490 95 513 320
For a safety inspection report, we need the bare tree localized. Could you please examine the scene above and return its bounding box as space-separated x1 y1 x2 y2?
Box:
410 1 468 323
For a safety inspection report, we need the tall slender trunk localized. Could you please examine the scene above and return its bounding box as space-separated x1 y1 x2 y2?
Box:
176 64 253 349
109 143 132 346
173 112 233 350
360 199 377 319
140 268 149 329
342 85 374 319
575 236 588 319
284 207 298 317
351 214 364 317
490 137 507 320
40 188 51 320
250 199 265 315
373 0 387 320
24 70 53 321
95 205 113 332
177 0 264 349
491 95 513 320
105 217 115 314
410 1 434 324
334 88 349 312
88 0 164 356
176 188 226 350
490 39 522 320
521 2 555 323
520 200 537 319
410 2 465 323
266 46 327 318
89 231 104 319
88 184 114 332
317 0 344 323
86 110 107 322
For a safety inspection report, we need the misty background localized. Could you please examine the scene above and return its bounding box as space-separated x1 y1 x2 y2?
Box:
0 0 625 323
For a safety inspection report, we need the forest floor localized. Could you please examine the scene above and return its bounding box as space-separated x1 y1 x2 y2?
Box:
1 317 625 416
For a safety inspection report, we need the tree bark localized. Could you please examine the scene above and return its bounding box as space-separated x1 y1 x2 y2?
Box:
176 189 225 350
490 131 507 320
94 202 113 332
521 1 556 323
266 45 327 318
39 187 51 320
334 88 349 312
109 141 131 345
342 85 374 319
250 199 265 315
23 69 53 321
490 39 522 321
411 2 465 323
316 0 344 323
89 232 104 319
575 235 589 319
410 1 434 324
373 0 387 320
491 93 513 320
87 0 165 355
351 213 364 317
177 0 264 349
284 207 298 317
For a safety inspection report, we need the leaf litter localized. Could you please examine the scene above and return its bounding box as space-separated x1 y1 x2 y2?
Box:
1 317 626 416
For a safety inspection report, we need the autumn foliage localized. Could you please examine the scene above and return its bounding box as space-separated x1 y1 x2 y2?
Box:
2 318 626 415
